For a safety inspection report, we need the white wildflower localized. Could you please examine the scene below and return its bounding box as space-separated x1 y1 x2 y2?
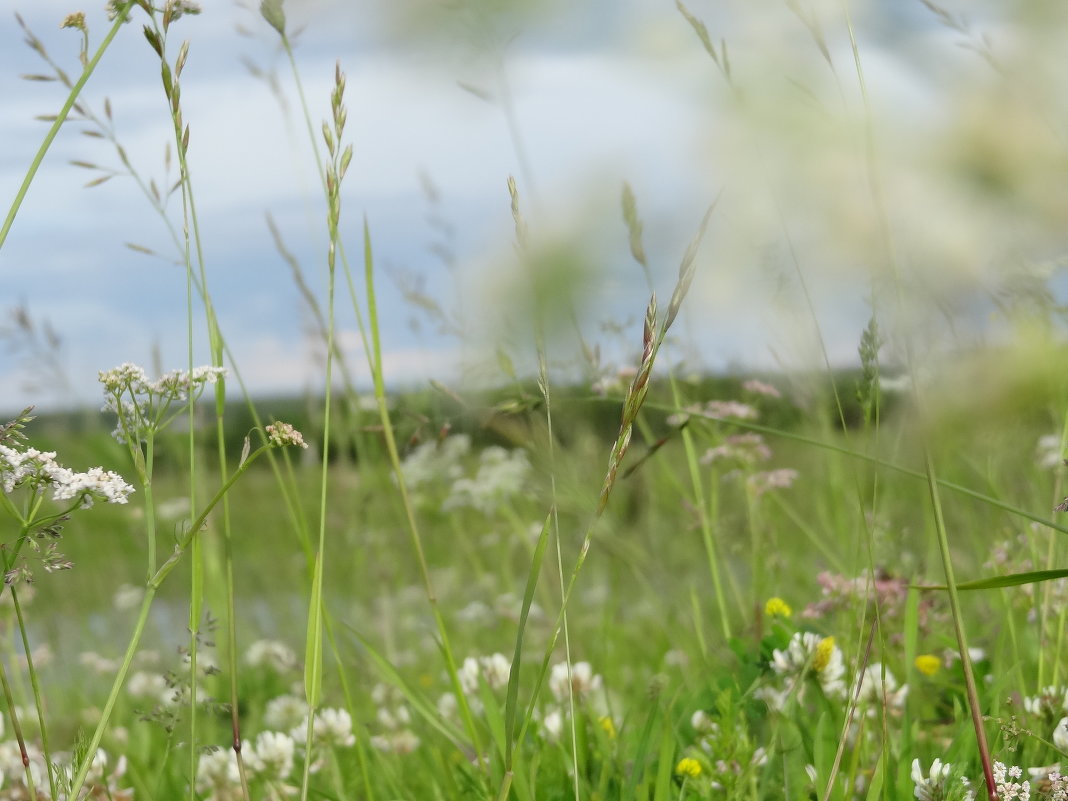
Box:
542 709 563 742
247 731 294 782
743 379 782 398
747 468 799 497
770 632 846 699
459 653 511 694
911 757 951 801
548 661 602 703
195 748 239 796
855 664 908 713
292 707 356 748
1024 686 1068 718
264 694 308 732
992 761 1030 800
245 639 298 672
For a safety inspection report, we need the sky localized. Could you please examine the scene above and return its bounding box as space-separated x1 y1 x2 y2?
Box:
0 0 1064 415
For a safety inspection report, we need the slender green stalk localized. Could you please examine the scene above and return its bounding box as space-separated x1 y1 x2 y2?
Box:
0 657 36 800
10 588 55 800
0 3 135 254
922 449 996 798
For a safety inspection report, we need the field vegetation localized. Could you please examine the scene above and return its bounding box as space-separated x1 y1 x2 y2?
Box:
2 2 1068 801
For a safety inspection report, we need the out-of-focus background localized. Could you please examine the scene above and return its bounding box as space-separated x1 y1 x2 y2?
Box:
1 0 1065 414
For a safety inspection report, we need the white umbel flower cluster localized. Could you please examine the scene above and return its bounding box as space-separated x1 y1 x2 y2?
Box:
0 444 133 508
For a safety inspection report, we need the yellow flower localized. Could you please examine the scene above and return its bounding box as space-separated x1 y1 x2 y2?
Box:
813 636 835 673
765 597 793 618
676 757 702 778
914 654 941 676
598 716 617 739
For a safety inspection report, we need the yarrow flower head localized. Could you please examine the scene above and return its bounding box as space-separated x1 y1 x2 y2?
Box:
701 433 773 466
265 422 308 449
0 443 133 510
61 12 87 30
747 468 799 497
742 379 782 398
99 362 226 442
992 761 1030 800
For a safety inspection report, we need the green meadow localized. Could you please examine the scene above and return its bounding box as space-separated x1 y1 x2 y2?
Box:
3 2 1068 800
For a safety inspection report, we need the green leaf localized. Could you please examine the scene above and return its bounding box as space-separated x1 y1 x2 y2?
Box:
346 626 468 749
503 510 552 769
919 568 1068 591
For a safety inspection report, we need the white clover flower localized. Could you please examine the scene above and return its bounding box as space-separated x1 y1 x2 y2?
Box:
1037 434 1064 469
548 661 602 703
248 731 295 782
753 684 791 712
293 707 356 748
459 653 512 694
542 709 563 742
195 748 240 795
83 748 109 785
856 664 908 713
370 730 420 754
1024 686 1068 718
770 632 846 699
376 704 412 730
127 671 168 701
265 695 308 732
437 692 458 720
690 709 718 734
245 639 298 672
911 757 951 801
